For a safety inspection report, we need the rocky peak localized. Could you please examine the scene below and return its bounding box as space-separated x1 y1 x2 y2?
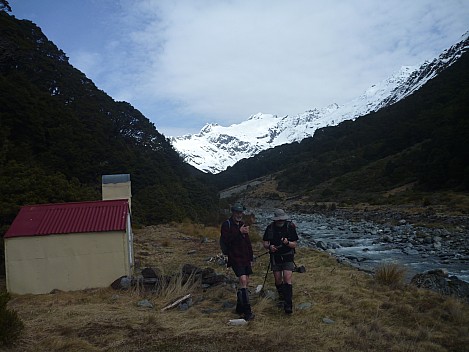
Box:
171 33 469 174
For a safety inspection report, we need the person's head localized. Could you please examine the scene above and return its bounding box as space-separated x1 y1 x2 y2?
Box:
272 208 289 227
231 203 246 222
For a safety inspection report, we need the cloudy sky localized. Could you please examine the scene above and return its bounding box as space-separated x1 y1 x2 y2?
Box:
9 0 469 137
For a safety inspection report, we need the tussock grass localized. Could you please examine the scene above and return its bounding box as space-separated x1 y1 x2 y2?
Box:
157 271 200 303
173 220 219 240
3 223 469 352
375 262 407 288
0 291 24 347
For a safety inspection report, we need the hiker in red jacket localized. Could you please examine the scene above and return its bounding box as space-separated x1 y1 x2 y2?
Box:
220 203 255 321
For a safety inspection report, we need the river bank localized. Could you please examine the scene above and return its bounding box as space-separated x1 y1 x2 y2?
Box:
246 201 469 283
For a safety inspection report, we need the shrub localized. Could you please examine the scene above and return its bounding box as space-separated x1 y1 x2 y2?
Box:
375 263 406 288
321 188 335 198
266 192 281 200
422 197 432 207
0 291 24 346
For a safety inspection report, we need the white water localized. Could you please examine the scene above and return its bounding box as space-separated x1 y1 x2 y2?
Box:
253 210 469 283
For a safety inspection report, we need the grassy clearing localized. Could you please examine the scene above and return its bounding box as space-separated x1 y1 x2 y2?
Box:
2 223 469 352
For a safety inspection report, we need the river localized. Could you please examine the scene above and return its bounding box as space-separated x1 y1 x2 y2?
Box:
253 209 469 283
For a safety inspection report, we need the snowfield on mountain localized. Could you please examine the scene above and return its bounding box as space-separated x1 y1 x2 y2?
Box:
171 33 469 174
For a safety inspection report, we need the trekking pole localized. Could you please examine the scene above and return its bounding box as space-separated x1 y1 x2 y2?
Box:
255 250 270 259
256 261 271 293
255 243 284 260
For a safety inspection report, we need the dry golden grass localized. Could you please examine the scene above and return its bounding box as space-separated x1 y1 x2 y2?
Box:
375 262 407 288
3 223 469 352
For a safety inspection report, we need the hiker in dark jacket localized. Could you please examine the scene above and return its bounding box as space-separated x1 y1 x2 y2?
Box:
220 203 255 321
263 208 298 314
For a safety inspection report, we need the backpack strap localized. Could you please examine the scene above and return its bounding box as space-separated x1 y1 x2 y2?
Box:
219 219 232 255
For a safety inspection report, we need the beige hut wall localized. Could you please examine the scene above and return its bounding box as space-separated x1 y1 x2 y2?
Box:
102 182 132 211
5 231 131 295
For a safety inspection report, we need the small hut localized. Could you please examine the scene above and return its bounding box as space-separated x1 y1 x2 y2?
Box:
4 199 133 294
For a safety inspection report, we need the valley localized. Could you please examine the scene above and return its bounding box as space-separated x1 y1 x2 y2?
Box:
227 176 469 284
3 222 469 351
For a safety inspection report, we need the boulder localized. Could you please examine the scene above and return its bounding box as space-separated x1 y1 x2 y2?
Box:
410 269 469 302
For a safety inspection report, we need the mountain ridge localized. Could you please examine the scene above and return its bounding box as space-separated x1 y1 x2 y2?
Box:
210 44 469 200
172 32 469 174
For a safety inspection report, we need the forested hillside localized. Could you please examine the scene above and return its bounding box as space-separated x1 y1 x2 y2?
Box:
0 11 218 237
213 48 469 204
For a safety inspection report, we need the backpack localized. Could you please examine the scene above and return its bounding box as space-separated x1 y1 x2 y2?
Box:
265 221 296 254
219 220 230 255
265 221 294 240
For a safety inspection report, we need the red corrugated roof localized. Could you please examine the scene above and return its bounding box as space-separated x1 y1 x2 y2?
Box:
4 199 129 238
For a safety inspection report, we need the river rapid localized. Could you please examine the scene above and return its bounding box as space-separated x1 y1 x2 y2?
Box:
253 209 469 283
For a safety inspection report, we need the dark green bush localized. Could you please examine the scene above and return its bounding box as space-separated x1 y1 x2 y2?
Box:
422 197 432 207
0 291 24 346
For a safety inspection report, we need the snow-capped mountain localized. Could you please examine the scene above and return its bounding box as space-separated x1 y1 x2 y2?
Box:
172 33 469 174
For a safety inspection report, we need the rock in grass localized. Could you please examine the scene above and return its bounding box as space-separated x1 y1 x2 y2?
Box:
137 299 153 308
297 302 312 310
228 319 248 326
322 317 335 324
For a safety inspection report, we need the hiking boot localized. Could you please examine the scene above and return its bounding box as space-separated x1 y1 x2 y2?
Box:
235 290 243 314
276 283 285 301
235 304 243 314
283 283 293 314
243 311 255 321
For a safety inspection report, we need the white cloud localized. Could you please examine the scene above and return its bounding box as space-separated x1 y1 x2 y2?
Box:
69 51 103 79
106 0 468 134
15 0 468 135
